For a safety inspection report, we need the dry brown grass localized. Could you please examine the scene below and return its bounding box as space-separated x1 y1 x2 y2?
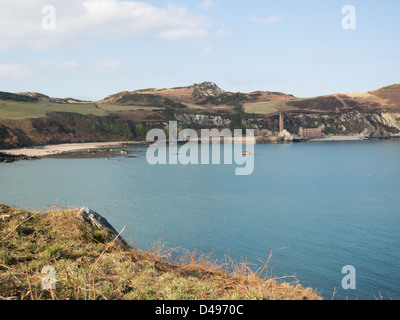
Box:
0 204 322 300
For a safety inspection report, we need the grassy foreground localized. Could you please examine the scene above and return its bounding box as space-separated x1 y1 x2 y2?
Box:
0 204 321 300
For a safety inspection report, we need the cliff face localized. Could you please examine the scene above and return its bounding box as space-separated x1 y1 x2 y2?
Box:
1 110 399 149
171 110 400 139
0 113 137 149
173 113 232 128
284 111 400 138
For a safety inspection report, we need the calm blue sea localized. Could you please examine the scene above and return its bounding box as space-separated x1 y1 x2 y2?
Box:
1 140 399 300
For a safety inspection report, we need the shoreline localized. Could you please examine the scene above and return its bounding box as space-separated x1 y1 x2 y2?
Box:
1 135 399 162
0 141 148 158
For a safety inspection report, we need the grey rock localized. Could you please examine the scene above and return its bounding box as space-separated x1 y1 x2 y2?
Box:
21 213 31 221
192 82 224 99
77 207 129 248
173 113 231 128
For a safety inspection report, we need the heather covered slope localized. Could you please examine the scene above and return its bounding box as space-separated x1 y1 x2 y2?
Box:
2 82 399 120
99 82 296 114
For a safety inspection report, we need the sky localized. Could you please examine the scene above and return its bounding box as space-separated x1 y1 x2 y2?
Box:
0 0 399 100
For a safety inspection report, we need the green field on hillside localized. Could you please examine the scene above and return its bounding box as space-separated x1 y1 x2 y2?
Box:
243 101 281 115
0 100 107 119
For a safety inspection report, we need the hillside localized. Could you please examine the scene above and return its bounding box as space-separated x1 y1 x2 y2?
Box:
0 204 321 300
99 82 296 114
1 82 400 149
369 84 400 105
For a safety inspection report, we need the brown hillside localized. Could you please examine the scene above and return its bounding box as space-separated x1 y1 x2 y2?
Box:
99 82 297 115
369 84 400 108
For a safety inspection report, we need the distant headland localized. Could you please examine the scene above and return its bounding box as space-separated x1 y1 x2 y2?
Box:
1 82 400 155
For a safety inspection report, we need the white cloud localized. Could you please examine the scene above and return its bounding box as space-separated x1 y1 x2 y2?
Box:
215 29 231 37
197 0 218 9
363 30 379 36
59 61 80 69
0 0 210 51
248 15 282 25
87 60 121 75
200 46 213 56
158 28 208 41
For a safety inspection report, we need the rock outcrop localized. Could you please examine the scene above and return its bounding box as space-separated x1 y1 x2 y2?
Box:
172 110 400 139
77 207 129 249
279 111 400 139
0 152 38 163
278 129 294 142
173 113 232 128
192 82 225 99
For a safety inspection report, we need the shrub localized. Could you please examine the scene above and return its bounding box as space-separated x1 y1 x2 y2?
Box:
0 91 39 102
198 93 249 107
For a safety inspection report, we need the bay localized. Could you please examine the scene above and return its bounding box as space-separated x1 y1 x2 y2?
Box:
1 140 399 300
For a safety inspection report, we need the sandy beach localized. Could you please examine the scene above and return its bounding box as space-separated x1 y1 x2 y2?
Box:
0 141 144 158
0 135 390 159
0 137 257 159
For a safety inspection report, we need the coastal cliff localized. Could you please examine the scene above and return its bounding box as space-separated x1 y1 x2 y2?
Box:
172 110 400 139
1 83 400 149
280 111 400 139
1 110 399 151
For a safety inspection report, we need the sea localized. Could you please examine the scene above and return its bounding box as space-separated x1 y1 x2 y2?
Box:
1 140 399 300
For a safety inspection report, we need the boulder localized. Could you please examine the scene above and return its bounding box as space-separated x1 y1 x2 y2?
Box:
77 207 130 249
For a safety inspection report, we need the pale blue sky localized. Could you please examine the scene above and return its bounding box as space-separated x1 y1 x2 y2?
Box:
0 0 399 100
